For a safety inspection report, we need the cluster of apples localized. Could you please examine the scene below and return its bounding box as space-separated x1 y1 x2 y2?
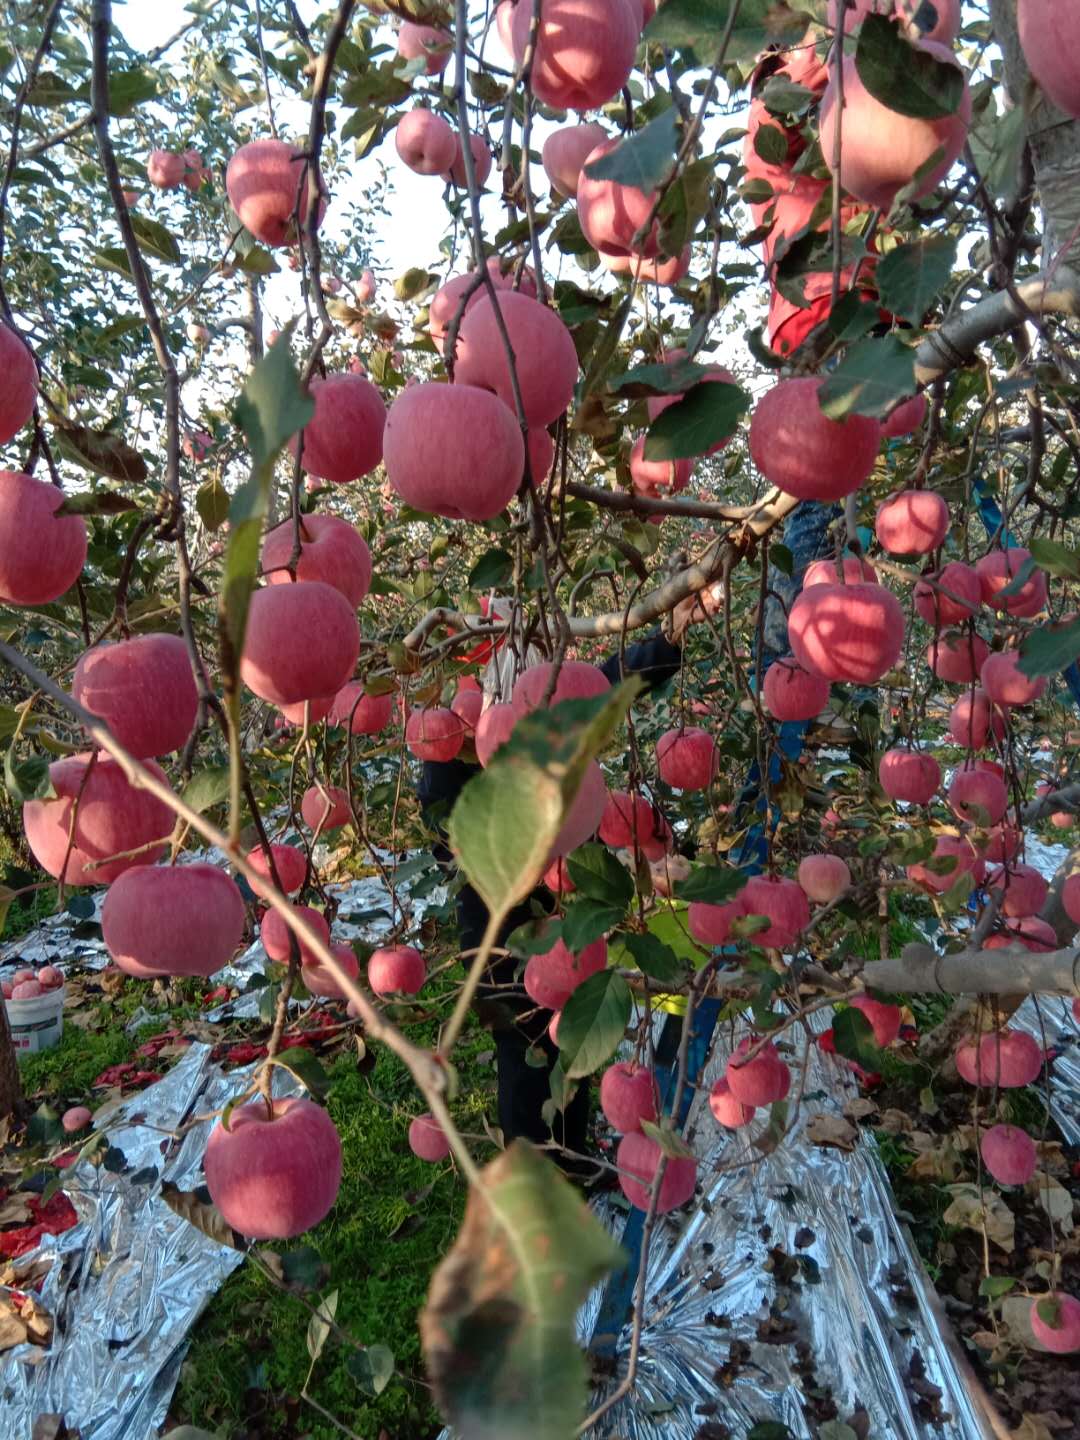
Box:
2 964 64 1002
146 146 207 192
598 1062 698 1213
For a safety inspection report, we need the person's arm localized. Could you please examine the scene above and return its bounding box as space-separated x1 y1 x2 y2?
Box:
599 581 725 691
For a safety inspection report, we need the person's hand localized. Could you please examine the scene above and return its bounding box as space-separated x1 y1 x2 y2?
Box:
666 581 724 643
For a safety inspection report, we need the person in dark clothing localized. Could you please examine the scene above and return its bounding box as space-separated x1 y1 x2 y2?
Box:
417 591 722 1167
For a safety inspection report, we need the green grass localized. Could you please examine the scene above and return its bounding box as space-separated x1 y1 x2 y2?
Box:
176 1006 498 1440
19 1020 136 1102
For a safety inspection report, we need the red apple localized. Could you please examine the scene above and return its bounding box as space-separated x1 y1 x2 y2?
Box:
828 0 960 42
688 895 748 945
913 561 981 624
368 945 426 996
0 325 37 444
741 874 810 949
709 1076 754 1128
948 689 1007 748
0 471 87 606
475 702 518 766
616 1131 697 1212
600 1062 659 1134
103 863 245 977
261 513 372 607
287 374 386 486
204 1096 342 1238
23 754 174 885
300 784 350 833
925 629 988 683
329 682 394 735
455 291 579 427
246 844 306 895
510 0 638 111
879 747 940 804
442 132 493 188
908 834 984 894
850 993 902 1047
656 727 716 791
240 582 359 706
981 649 1047 706
1030 1293 1080 1354
797 854 850 904
976 547 1047 618
524 934 607 1010
409 1113 451 1161
405 707 465 762
147 148 185 188
881 391 929 437
303 940 360 1000
788 582 905 684
261 903 330 966
749 377 881 501
542 122 608 197
948 764 1007 824
72 634 199 759
395 109 457 175
875 489 949 555
762 656 831 722
577 139 661 257
726 1037 791 1105
225 138 326 248
397 21 452 74
1018 0 1080 117
512 659 610 715
803 556 878 588
986 863 1048 919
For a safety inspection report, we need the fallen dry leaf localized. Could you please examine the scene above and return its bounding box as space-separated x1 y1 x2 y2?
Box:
806 1113 858 1152
1001 1295 1042 1349
1026 1175 1075 1235
1010 1414 1071 1440
843 1097 879 1123
942 1183 1015 1253
0 1193 32 1227
877 1109 912 1135
908 1138 964 1183
0 1294 53 1353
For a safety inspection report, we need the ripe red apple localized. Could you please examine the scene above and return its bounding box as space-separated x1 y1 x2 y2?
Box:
1063 871 1080 926
37 965 63 989
427 258 534 352
278 694 335 727
11 981 43 999
788 582 905 684
409 1113 451 1161
726 1038 791 1105
225 138 326 248
103 863 245 977
0 325 37 444
616 1131 697 1212
1029 1293 1080 1355
600 246 692 287
368 945 426 996
708 1076 754 1128
629 434 692 495
510 0 638 111
819 43 970 210
598 789 663 854
741 875 810 949
948 689 1006 748
985 823 1022 863
384 382 525 521
0 470 88 606
913 561 981 625
986 916 1057 952
761 656 831 722
475 701 518 766
301 784 350 833
881 391 929 437
246 843 306 895
875 489 949 555
62 1105 92 1133
577 140 661 257
749 377 882 501
303 940 360 1000
879 747 940 805
72 634 199 759
287 374 386 486
976 547 1047 617
986 863 1048 919
328 682 394 735
450 687 483 734
406 707 465 762
925 630 988 683
1035 782 1073 830
524 934 607 1009
948 764 1007 825
656 727 716 791
455 291 579 427
982 648 1048 707
797 854 850 905
957 1029 1043 1088
24 754 174 885
803 556 878 588
147 148 185 188
908 834 984 894
397 21 452 74
512 659 610 716
395 109 457 175
544 857 576 894
542 122 608 197
261 903 330 966
827 0 960 41
1018 0 1080 117
204 1096 342 1239
442 132 493 188
688 895 748 945
261 514 372 608
240 582 359 706
599 1062 659 1133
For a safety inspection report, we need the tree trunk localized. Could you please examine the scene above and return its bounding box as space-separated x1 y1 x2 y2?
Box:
0 998 22 1120
989 0 1080 268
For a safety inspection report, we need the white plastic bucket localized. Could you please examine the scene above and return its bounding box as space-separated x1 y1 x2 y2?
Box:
5 984 64 1055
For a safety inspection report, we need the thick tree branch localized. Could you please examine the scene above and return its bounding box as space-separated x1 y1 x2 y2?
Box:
864 939 1080 996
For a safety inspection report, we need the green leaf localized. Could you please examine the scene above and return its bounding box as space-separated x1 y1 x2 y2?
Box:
656 156 714 256
1028 536 1080 580
196 476 230 532
347 1343 396 1396
639 1117 695 1159
450 761 565 921
832 1006 883 1072
468 547 514 590
979 1274 1016 1300
817 334 917 420
55 490 138 516
620 930 684 985
876 235 958 327
770 543 794 576
395 266 437 301
565 843 634 907
557 969 630 1077
53 424 148 484
306 1289 338 1364
421 1141 624 1440
182 767 231 815
642 379 750 460
753 120 789 167
265 1048 330 1101
129 213 182 265
610 358 710 399
221 329 313 697
583 108 679 193
92 246 133 279
854 14 965 120
4 747 54 803
1018 617 1080 678
561 899 625 954
747 1422 793 1440
676 864 747 904
108 67 158 116
645 0 809 64
827 291 882 342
